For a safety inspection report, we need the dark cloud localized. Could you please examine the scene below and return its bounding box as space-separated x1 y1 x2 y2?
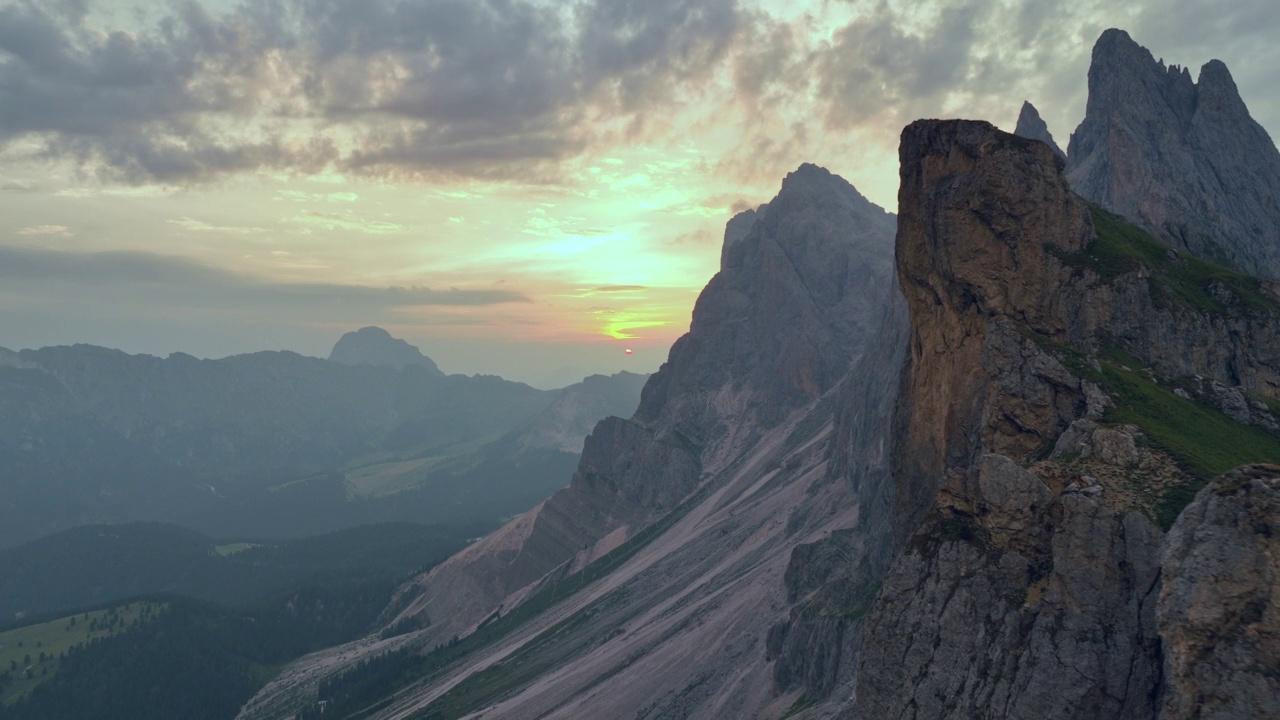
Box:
0 244 530 308
815 2 982 129
6 0 1273 189
0 0 745 185
578 0 741 111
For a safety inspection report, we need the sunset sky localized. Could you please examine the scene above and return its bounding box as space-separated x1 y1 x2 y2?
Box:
2 0 1278 386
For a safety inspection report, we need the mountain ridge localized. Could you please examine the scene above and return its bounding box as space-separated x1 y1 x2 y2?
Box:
236 162 900 720
1065 28 1280 279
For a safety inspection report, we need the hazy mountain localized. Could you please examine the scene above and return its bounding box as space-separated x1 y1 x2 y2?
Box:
328 326 444 374
0 332 645 548
508 371 649 454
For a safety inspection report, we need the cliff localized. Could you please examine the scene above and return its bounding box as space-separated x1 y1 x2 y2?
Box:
854 119 1280 719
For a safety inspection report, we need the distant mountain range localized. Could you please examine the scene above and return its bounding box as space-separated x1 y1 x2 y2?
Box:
0 329 646 548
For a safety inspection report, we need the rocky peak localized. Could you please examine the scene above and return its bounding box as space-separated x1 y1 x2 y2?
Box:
721 204 762 268
327 326 443 374
1066 29 1280 278
638 162 896 428
1013 101 1066 161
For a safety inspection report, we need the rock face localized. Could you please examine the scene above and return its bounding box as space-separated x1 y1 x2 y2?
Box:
1159 464 1280 720
855 119 1280 720
328 326 443 374
1014 101 1066 161
1066 29 1280 279
640 163 896 430
237 164 900 720
721 204 763 266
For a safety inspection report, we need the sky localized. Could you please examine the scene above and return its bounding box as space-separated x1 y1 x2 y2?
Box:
2 0 1278 387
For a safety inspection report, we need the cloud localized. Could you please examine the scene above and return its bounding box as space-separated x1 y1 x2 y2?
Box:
578 0 742 112
0 0 748 186
289 210 406 234
3 0 1277 191
169 217 268 235
1 179 39 192
16 224 72 236
0 244 530 310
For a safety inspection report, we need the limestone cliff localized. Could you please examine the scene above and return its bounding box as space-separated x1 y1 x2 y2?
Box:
1066 29 1280 279
854 119 1280 720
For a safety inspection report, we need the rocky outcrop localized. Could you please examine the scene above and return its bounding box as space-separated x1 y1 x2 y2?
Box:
328 326 444 373
1014 101 1066 161
1066 29 1280 279
889 121 1094 537
1159 464 1280 720
856 453 1164 719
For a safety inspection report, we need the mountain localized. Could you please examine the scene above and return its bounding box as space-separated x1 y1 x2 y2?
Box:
508 371 649 454
1013 100 1066 160
1065 28 1280 279
0 333 645 548
852 119 1280 719
236 163 900 720
328 326 444 374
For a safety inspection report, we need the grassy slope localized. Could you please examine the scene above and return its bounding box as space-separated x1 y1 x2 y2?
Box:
0 602 160 704
1053 208 1280 527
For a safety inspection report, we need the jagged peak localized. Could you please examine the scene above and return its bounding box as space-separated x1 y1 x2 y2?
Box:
1093 27 1144 60
638 163 896 425
760 163 894 241
1014 100 1066 162
1197 58 1241 97
1066 27 1280 279
776 162 872 208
